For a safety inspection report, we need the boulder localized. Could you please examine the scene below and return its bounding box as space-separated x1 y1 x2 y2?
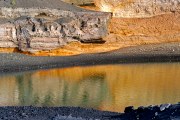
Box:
0 0 111 53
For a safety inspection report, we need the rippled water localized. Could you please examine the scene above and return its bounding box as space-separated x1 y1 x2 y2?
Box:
1 63 180 112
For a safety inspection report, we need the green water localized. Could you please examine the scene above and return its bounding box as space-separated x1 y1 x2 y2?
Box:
1 63 180 112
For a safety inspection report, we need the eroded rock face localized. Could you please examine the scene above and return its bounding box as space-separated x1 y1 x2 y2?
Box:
95 0 180 18
12 14 110 52
0 0 111 53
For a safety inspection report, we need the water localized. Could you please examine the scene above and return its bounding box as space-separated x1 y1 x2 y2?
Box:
1 63 180 112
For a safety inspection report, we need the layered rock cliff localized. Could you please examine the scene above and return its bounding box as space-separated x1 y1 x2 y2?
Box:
0 0 111 53
1 0 180 56
82 0 180 57
100 0 180 42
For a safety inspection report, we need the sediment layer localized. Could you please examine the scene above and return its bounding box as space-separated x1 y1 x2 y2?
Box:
1 42 180 73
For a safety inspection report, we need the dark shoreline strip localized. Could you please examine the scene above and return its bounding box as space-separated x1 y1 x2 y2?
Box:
1 53 180 73
0 103 180 120
1 43 180 73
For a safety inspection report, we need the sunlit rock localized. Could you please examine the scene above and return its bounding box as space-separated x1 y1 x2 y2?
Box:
95 0 180 18
0 0 111 53
160 104 171 111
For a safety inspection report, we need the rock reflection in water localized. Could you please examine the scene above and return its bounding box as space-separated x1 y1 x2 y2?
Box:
0 63 180 112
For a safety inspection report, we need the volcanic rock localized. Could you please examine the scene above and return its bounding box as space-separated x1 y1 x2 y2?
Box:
0 0 111 53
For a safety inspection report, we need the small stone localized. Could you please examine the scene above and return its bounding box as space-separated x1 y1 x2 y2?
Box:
137 106 145 113
160 104 171 111
21 113 28 118
124 106 134 113
155 112 158 116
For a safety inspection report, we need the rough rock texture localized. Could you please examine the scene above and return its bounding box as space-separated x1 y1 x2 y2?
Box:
95 0 180 18
95 0 180 54
0 0 111 53
108 12 180 36
101 12 180 54
0 19 17 48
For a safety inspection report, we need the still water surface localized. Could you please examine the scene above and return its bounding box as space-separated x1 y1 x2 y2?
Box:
1 63 180 112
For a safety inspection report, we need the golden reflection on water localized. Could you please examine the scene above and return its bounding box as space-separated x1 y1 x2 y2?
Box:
0 63 180 112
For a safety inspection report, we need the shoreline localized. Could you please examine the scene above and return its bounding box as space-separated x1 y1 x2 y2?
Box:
0 42 180 73
1 43 180 119
0 103 180 119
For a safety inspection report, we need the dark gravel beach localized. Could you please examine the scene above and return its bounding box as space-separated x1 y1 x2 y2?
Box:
1 42 180 73
0 106 120 120
0 103 180 120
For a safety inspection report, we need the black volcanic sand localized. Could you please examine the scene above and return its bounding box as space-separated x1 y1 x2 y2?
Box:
0 106 120 120
0 103 180 120
1 42 180 73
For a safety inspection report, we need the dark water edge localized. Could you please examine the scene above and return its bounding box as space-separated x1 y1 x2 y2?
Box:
0 103 180 120
1 52 180 74
2 42 180 73
1 63 180 113
0 63 180 119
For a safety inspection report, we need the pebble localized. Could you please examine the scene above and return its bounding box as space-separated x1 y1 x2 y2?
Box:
160 104 171 111
124 106 134 113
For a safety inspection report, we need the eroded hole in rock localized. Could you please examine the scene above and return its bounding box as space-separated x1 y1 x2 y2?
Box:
80 39 106 44
35 13 57 21
32 25 35 32
81 21 87 28
44 27 48 32
36 13 48 17
72 36 80 40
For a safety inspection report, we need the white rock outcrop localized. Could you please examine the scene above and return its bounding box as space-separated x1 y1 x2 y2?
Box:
95 0 180 18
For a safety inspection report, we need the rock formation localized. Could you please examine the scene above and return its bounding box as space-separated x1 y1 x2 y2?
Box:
95 0 180 18
0 0 111 53
94 0 180 48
